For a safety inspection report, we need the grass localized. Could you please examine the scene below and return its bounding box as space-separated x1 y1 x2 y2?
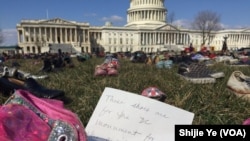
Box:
1 56 250 126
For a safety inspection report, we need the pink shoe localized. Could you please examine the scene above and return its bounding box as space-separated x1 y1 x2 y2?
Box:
94 65 107 76
107 67 118 76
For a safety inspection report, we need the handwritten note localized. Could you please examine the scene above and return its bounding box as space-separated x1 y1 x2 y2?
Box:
86 87 194 141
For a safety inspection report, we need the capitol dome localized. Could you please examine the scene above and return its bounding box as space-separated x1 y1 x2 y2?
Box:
125 0 167 27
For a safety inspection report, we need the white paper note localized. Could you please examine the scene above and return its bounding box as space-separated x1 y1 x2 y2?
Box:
86 87 194 141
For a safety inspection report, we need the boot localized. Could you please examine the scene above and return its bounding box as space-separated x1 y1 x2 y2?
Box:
41 58 53 72
0 76 24 96
24 78 64 99
0 77 64 99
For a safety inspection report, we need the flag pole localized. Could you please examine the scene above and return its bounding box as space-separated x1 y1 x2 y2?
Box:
46 9 49 19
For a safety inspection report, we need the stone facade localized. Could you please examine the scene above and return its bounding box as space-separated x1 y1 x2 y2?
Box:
16 0 250 54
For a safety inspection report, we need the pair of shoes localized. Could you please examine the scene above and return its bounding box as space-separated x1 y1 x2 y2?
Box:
164 60 173 69
94 63 118 76
106 67 118 76
227 71 250 101
0 77 65 99
177 62 225 84
40 57 53 72
155 60 173 69
94 65 108 76
104 57 120 69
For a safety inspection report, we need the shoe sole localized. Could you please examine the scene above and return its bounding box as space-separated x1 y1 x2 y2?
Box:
227 86 250 101
229 64 250 67
177 74 216 84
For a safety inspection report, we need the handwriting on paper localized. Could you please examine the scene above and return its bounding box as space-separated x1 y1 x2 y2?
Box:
86 87 194 141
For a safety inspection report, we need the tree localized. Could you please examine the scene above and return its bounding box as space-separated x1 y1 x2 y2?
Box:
168 12 175 24
192 10 221 45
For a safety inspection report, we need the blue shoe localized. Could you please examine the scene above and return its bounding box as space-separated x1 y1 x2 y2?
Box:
156 61 164 68
164 60 173 69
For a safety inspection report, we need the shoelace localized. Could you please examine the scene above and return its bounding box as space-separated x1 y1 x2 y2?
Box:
238 76 250 86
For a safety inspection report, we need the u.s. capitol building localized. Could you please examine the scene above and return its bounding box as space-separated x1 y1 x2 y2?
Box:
16 0 250 54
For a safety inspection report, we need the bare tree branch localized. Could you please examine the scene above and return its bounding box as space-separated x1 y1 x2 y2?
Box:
168 12 175 24
192 10 221 45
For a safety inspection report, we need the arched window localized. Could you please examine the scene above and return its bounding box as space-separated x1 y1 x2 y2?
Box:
86 47 89 53
38 46 41 53
27 46 30 53
32 46 36 53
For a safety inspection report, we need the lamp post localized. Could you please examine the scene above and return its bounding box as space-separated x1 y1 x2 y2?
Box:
223 36 228 43
222 36 228 53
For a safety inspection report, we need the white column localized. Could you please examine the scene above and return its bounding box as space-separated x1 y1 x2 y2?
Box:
60 28 62 43
39 27 42 42
55 28 58 43
176 33 178 44
65 28 68 43
33 27 36 42
161 33 163 44
147 33 150 45
156 10 158 20
83 30 86 43
154 33 156 44
136 11 139 21
50 27 52 42
184 34 186 45
167 33 169 44
44 27 47 43
22 28 25 43
159 11 161 21
70 28 72 42
148 33 150 45
135 11 137 21
17 30 20 43
27 28 29 43
144 33 146 45
152 33 155 45
163 33 165 44
171 33 173 44
132 12 134 21
75 28 77 42
62 28 65 43
155 33 158 44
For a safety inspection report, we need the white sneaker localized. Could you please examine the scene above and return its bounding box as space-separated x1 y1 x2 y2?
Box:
227 71 250 101
177 62 224 84
2 66 18 77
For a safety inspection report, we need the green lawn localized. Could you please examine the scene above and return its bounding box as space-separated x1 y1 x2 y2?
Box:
1 57 250 126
